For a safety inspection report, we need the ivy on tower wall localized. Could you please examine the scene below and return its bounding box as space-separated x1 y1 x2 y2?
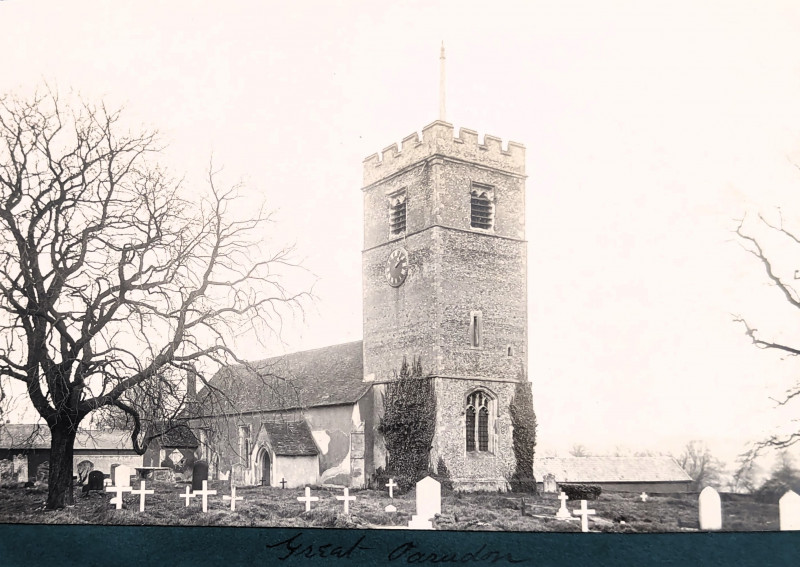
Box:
377 356 436 491
509 372 537 493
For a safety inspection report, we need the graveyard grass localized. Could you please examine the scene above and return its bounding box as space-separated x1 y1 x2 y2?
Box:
0 482 781 532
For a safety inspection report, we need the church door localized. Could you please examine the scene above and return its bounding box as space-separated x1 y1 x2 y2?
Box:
261 451 271 486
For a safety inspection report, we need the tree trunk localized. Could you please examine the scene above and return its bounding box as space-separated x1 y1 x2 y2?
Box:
45 423 77 510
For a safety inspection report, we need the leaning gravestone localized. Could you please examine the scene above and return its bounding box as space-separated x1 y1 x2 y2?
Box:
408 476 441 530
779 490 800 531
191 460 209 491
543 473 557 494
87 470 105 492
698 486 722 531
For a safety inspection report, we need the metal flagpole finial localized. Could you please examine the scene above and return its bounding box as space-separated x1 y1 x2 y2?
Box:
439 41 446 122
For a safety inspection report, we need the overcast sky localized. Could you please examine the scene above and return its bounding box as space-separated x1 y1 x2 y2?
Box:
2 0 800 468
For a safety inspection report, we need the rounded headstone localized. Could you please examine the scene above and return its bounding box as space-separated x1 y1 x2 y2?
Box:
779 490 800 531
698 486 722 531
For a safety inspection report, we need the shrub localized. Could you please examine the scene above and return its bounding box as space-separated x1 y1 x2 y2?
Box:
433 457 454 491
560 483 602 500
378 356 436 492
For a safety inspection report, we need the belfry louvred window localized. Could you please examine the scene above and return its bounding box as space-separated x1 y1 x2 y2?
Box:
389 191 407 235
470 185 494 230
466 390 492 453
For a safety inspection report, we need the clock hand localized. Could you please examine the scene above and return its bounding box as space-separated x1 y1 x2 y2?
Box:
395 260 402 268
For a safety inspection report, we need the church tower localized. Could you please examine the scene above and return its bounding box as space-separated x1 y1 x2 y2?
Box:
361 109 528 489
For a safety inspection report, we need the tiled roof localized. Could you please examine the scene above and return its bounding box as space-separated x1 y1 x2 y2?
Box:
197 340 369 415
262 420 319 456
148 422 198 448
0 424 134 451
533 456 693 484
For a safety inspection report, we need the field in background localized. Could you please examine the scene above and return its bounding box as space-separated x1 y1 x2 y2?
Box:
0 482 779 532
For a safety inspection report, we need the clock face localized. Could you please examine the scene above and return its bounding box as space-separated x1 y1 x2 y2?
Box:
385 248 409 287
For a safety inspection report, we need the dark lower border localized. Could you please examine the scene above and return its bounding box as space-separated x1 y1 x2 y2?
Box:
0 525 798 567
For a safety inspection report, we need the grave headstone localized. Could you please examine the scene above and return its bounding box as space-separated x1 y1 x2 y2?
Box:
195 479 217 513
779 490 800 531
698 486 722 531
180 485 195 507
297 486 319 512
572 500 596 533
556 491 571 519
408 476 441 530
230 464 245 488
106 484 132 509
223 485 244 511
385 504 397 513
115 465 132 488
543 473 557 494
280 477 287 489
130 480 155 512
110 464 120 484
386 478 397 499
336 487 356 514
87 470 105 492
640 492 649 502
191 460 209 491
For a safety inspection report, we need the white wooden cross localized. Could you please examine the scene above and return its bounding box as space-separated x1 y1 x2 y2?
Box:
336 487 356 514
640 492 649 502
180 485 195 507
297 486 320 512
386 478 397 499
129 480 155 512
195 480 217 513
222 485 243 511
573 499 596 533
105 485 132 510
556 491 571 519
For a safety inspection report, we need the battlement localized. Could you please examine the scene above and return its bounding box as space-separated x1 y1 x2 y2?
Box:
363 121 525 186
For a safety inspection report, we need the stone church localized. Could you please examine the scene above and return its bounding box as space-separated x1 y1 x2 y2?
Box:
176 118 530 491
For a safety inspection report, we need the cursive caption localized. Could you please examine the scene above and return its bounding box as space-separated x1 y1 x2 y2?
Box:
265 532 528 564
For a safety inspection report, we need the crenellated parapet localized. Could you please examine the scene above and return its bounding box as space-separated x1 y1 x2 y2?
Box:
363 120 525 186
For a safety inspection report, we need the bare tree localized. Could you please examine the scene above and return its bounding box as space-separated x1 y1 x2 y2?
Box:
676 441 726 490
569 444 589 457
735 211 800 457
0 90 308 508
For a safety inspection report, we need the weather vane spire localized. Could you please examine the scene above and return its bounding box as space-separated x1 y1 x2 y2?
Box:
439 41 446 122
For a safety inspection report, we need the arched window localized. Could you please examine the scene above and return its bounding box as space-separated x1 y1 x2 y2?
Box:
466 406 476 451
466 390 493 453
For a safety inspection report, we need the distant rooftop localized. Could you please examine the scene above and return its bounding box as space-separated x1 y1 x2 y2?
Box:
534 456 693 484
0 424 135 451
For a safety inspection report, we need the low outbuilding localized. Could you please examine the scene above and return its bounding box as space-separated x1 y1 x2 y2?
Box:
534 456 693 493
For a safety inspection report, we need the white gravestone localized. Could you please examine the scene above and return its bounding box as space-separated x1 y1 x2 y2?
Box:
336 487 356 514
114 465 131 488
297 486 319 512
223 485 244 511
556 491 572 519
640 492 649 502
180 485 195 507
543 473 557 493
195 480 217 513
105 485 132 509
386 478 397 499
698 486 722 531
779 490 800 531
573 500 596 533
130 480 154 512
408 476 441 530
